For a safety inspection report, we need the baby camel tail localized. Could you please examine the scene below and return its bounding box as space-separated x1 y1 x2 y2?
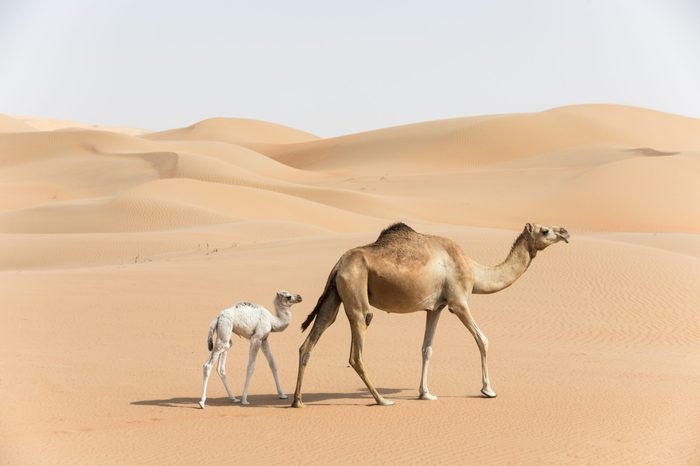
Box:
292 222 569 408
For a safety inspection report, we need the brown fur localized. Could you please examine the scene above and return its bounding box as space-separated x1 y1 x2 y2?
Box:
292 222 569 407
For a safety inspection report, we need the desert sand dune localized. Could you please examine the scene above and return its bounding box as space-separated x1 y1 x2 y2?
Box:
0 114 35 132
255 104 700 174
597 232 700 257
146 117 320 145
0 105 698 464
2 114 145 134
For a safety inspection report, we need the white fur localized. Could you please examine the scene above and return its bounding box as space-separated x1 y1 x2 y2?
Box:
198 290 302 408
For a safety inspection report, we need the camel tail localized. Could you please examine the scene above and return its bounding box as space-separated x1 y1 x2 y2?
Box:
301 266 340 332
207 316 219 351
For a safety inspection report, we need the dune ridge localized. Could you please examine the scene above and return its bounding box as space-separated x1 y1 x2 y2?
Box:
1 104 698 464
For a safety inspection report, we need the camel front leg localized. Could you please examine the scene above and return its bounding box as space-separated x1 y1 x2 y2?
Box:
347 310 394 406
241 337 262 405
419 308 442 400
450 302 496 398
261 339 286 399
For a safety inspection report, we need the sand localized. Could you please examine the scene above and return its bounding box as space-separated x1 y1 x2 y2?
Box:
0 105 698 465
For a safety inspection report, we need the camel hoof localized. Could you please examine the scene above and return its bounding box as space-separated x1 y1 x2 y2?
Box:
377 398 395 406
278 394 288 399
198 401 205 409
241 400 250 405
229 397 240 403
419 393 438 401
291 399 305 408
481 388 497 398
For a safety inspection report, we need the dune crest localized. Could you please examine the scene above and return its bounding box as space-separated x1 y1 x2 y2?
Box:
253 104 700 174
147 117 320 145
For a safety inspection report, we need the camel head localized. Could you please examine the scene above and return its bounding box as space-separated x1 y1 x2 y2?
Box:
524 223 570 251
275 290 303 307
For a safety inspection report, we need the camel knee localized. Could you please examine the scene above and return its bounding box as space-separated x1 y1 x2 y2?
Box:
215 340 230 351
422 345 433 361
316 312 337 328
299 346 311 366
477 333 489 351
348 355 364 373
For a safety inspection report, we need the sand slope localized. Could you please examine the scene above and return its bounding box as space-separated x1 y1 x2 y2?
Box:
1 105 698 465
147 117 320 145
256 105 700 172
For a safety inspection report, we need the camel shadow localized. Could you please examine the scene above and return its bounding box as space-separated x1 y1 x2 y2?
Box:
131 388 408 409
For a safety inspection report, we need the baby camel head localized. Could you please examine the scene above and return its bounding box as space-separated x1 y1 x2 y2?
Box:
275 290 303 307
524 223 570 251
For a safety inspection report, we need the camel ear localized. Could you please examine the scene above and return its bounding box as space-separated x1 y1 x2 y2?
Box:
525 223 534 233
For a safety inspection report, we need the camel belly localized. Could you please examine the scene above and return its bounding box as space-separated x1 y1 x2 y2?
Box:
367 269 444 313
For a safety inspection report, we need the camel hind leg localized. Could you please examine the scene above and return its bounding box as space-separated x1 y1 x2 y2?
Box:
336 267 393 406
292 290 341 408
216 345 239 403
199 318 234 408
346 307 393 406
199 348 221 408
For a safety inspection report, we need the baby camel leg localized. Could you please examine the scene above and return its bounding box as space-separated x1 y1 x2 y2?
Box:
450 301 496 398
216 346 239 403
240 337 262 405
261 339 286 399
199 348 222 408
419 308 442 400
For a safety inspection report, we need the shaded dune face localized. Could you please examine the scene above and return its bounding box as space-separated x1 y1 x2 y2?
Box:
1 106 699 464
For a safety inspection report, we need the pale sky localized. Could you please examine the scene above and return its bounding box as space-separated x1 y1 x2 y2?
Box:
1 0 699 136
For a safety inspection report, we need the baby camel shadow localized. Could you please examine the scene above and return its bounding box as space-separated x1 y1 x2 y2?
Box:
132 388 407 409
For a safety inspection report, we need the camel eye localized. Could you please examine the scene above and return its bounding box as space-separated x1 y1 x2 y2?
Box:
541 228 549 234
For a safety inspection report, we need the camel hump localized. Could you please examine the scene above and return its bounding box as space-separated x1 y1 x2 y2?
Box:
376 222 416 242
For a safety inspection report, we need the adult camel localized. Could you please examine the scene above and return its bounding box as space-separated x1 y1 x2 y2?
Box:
291 222 569 407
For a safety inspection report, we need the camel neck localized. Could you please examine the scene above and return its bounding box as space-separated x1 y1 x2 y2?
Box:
471 231 534 294
270 305 292 332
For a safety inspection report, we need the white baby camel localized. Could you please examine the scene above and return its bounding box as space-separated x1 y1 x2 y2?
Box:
199 290 303 408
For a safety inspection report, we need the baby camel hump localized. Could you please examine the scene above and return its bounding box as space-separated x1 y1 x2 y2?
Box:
220 302 271 339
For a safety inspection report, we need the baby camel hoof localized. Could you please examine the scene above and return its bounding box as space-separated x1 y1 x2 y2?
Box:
481 388 497 398
291 399 305 408
278 394 288 399
241 400 250 405
229 397 240 403
419 393 438 401
377 398 395 406
198 401 205 409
